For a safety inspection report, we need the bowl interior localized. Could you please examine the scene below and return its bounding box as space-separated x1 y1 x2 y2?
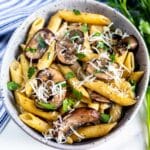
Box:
1 0 149 149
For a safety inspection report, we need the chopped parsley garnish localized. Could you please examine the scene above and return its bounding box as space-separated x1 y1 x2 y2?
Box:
93 32 101 37
47 52 51 60
96 41 108 51
65 72 75 80
37 35 47 49
28 66 36 79
100 113 110 123
73 9 81 15
109 53 116 62
81 23 88 33
7 81 20 91
25 47 37 53
70 32 80 43
63 98 75 112
76 53 86 59
56 82 67 87
37 101 56 110
129 79 137 92
72 88 83 100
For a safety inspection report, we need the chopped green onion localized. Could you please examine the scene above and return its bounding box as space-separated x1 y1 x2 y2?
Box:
25 47 37 53
63 98 75 112
65 72 75 80
81 23 88 33
76 53 86 59
100 113 110 123
28 66 36 79
109 53 115 62
37 101 56 110
93 32 101 37
37 35 47 49
72 88 82 100
73 9 81 15
7 81 20 91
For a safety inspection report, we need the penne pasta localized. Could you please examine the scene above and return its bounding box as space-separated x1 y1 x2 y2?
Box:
47 13 62 33
15 92 59 121
58 64 91 104
129 71 144 82
20 112 51 133
58 10 111 25
83 80 136 106
10 60 23 84
26 18 45 43
90 25 104 35
37 40 56 70
69 123 117 142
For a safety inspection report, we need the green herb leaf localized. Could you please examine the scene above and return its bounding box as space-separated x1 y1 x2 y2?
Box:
76 53 86 59
129 79 137 92
63 98 75 112
28 66 36 79
70 32 80 43
55 81 67 87
93 32 101 37
65 72 75 80
81 23 88 33
37 101 56 110
72 88 82 100
25 47 37 53
109 53 115 62
73 9 81 15
37 35 47 49
7 81 20 91
100 113 110 123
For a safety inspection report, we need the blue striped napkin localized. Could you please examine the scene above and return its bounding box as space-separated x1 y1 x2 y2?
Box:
0 0 56 133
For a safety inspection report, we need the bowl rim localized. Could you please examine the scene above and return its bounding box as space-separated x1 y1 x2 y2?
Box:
1 0 150 149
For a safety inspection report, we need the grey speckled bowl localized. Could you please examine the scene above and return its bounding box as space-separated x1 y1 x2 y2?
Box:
1 0 150 149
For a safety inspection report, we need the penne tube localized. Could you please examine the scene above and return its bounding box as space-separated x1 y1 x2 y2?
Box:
20 54 29 82
58 10 111 25
83 80 136 106
15 92 59 121
129 71 144 83
56 22 68 38
10 60 23 84
37 40 56 70
19 112 51 133
58 64 91 104
115 51 128 65
26 18 45 43
69 123 117 142
47 13 62 33
88 102 99 111
123 52 135 78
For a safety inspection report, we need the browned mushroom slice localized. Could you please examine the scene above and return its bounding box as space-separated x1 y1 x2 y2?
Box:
122 35 138 50
25 29 55 60
36 68 66 109
58 108 99 135
56 40 77 65
85 63 113 81
69 29 84 44
90 91 111 103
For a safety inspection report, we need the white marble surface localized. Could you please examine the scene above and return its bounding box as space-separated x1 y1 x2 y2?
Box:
0 106 146 150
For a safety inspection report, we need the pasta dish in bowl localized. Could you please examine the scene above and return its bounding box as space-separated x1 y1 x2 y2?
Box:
1 0 149 149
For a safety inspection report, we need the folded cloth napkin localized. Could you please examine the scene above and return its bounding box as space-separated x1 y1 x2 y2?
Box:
0 0 56 133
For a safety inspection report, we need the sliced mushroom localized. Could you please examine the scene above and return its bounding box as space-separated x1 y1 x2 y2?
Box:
56 40 77 65
56 108 99 136
90 91 111 103
85 62 113 82
122 35 138 50
35 68 66 109
25 29 55 60
69 29 84 44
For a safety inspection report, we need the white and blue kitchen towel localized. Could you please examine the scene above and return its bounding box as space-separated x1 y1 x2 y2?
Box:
0 0 57 133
